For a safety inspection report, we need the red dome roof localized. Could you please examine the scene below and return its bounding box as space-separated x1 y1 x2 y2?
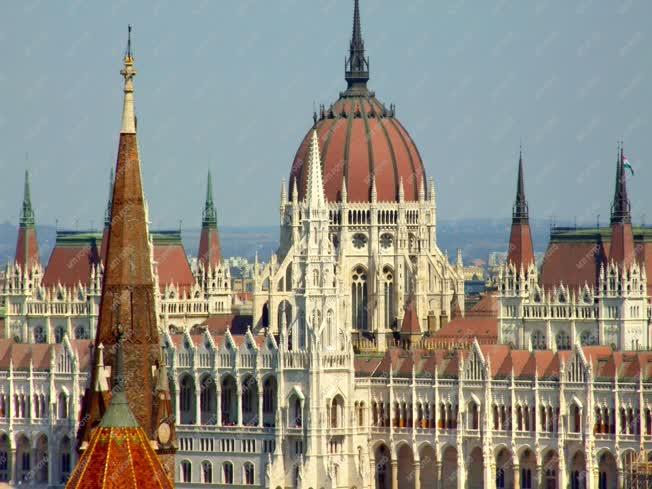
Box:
290 95 426 203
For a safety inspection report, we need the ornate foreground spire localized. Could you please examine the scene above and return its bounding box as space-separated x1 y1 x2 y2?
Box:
344 0 370 93
203 169 217 227
78 26 176 475
15 169 40 270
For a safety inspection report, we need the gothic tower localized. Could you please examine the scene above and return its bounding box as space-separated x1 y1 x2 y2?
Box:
609 143 635 267
77 26 176 475
14 170 40 271
197 170 222 269
507 149 535 270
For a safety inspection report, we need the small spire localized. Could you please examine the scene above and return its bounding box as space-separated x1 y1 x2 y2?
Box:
305 130 326 209
120 25 137 134
429 177 436 203
291 177 299 204
19 169 35 228
344 0 370 93
280 179 287 205
104 167 114 228
611 142 631 224
398 177 405 202
418 176 425 202
512 147 529 223
202 170 218 227
370 173 377 203
341 175 348 203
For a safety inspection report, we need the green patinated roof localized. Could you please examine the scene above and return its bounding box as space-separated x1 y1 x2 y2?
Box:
549 226 652 244
53 230 184 246
99 390 140 428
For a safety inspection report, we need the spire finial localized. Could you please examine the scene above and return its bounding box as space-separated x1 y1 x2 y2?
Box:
203 169 218 227
120 25 137 134
19 169 35 228
344 0 370 93
611 140 631 224
512 147 529 223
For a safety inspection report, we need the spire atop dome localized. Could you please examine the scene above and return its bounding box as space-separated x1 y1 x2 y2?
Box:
611 142 631 224
120 25 137 134
344 0 370 94
512 147 529 224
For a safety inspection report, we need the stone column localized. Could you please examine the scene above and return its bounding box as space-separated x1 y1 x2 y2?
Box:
215 382 222 427
194 377 201 426
258 391 264 427
434 461 442 489
237 386 243 426
535 464 542 489
413 461 421 489
617 469 623 489
10 448 17 485
391 460 398 489
513 464 520 489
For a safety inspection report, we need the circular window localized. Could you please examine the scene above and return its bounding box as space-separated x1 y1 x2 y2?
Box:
352 234 368 249
380 233 393 249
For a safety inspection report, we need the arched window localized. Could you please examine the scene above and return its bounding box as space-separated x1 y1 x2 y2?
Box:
179 375 195 425
201 461 212 483
531 330 546 350
351 267 368 330
222 462 233 484
59 437 71 483
55 326 65 344
180 460 192 483
58 392 68 419
262 376 277 426
244 462 255 485
199 375 216 425
555 331 570 350
330 395 344 428
468 400 479 430
383 266 395 329
33 326 46 343
74 326 88 340
580 330 596 346
0 434 8 481
221 376 237 425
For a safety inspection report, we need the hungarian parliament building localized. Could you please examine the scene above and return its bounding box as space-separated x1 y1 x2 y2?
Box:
1 2 650 489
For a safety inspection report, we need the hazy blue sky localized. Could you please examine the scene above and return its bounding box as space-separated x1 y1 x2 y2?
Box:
1 1 650 229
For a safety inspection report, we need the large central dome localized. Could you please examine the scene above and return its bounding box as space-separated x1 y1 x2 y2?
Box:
290 1 426 203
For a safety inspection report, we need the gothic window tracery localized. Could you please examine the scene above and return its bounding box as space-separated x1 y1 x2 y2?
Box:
351 267 368 330
383 266 395 330
531 330 546 350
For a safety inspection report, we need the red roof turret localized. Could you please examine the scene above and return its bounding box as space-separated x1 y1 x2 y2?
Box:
14 170 40 270
197 170 222 269
609 143 635 268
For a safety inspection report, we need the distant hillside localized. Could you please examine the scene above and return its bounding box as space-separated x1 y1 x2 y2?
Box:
0 218 554 267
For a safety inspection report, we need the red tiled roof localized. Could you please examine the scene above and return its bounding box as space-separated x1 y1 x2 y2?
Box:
15 227 40 270
507 222 535 269
154 243 194 290
198 227 222 269
291 96 426 202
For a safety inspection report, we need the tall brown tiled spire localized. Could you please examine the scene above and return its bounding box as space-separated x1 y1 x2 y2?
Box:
197 169 222 269
609 143 635 267
78 26 176 474
507 149 535 269
14 170 40 270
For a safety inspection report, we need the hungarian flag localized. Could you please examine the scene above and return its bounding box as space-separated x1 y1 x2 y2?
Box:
623 156 634 175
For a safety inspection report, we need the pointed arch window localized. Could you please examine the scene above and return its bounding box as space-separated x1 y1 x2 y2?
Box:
351 267 368 330
383 266 395 330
